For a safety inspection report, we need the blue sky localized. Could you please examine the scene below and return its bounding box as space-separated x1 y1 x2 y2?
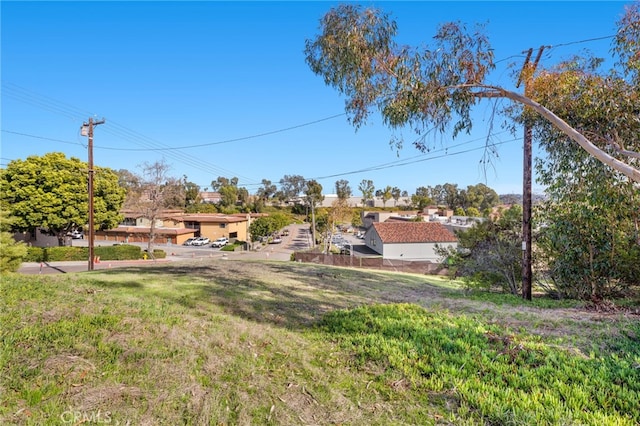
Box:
1 1 631 196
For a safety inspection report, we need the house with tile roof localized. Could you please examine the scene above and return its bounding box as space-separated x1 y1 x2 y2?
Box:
364 222 458 262
95 211 266 245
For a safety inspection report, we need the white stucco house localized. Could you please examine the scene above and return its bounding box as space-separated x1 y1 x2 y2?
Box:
364 222 458 262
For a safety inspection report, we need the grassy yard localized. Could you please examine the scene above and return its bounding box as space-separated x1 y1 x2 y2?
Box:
1 259 638 425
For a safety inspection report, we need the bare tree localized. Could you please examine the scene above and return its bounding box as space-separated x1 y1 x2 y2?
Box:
129 160 184 257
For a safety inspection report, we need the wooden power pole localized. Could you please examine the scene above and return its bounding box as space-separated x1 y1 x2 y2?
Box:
517 46 544 301
81 117 105 271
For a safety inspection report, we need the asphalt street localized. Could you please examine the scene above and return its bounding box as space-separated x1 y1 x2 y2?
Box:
17 223 337 274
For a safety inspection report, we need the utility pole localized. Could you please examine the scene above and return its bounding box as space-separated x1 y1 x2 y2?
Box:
516 46 544 301
81 117 105 271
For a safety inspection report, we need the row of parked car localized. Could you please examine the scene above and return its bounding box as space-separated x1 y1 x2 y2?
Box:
183 236 229 248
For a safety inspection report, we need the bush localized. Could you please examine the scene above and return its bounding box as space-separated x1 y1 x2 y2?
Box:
143 249 167 259
0 232 28 273
19 244 161 262
96 244 142 260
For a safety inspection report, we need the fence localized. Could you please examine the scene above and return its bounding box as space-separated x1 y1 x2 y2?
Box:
292 252 449 275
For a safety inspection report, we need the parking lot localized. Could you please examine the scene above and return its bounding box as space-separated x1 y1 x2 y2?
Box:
18 224 378 274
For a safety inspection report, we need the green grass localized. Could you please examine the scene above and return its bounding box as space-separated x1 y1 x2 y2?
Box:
1 260 638 425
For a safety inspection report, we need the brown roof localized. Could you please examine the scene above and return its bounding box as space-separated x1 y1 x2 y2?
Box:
100 226 195 235
372 222 457 244
171 214 248 223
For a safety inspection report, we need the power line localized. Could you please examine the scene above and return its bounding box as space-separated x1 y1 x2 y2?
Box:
3 126 519 190
309 137 521 183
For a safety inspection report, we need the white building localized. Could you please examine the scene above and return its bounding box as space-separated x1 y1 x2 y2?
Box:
364 222 458 261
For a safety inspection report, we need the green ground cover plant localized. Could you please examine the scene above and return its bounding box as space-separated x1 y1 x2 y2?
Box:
1 260 638 425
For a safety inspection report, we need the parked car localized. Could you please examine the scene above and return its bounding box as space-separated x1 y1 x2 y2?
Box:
69 230 84 239
183 237 198 246
211 237 229 248
270 236 282 244
192 237 210 246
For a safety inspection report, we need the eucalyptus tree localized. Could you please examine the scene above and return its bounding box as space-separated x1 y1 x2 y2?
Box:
379 185 393 208
358 179 375 207
304 3 640 183
391 186 401 206
182 177 201 207
256 179 277 204
335 179 352 200
279 174 306 202
305 179 324 246
526 56 640 299
411 186 432 211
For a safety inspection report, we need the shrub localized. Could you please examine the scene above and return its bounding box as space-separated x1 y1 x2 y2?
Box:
19 244 159 262
0 232 28 273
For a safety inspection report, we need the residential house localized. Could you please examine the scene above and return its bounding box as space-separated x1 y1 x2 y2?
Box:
96 211 264 245
364 222 458 261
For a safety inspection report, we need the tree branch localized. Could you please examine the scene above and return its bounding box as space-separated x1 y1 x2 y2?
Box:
449 84 640 183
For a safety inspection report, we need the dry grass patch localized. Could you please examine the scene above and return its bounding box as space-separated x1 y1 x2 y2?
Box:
2 259 638 425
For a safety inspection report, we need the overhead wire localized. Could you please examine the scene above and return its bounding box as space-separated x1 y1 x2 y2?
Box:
2 31 618 189
2 81 344 184
2 81 258 181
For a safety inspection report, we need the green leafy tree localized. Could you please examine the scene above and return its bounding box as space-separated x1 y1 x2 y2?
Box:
526 52 640 299
379 185 393 208
358 179 375 207
335 179 352 200
210 176 249 210
439 205 523 294
185 203 218 214
182 176 201 207
466 207 481 217
391 186 401 206
464 183 499 212
256 179 277 204
442 183 461 210
304 3 640 182
249 213 289 241
351 209 363 228
0 153 125 246
411 186 432 210
279 174 306 202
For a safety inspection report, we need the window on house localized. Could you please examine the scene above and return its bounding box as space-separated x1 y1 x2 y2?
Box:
371 238 376 246
220 224 226 228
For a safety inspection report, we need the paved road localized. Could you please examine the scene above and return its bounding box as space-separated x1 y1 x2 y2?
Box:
18 223 314 274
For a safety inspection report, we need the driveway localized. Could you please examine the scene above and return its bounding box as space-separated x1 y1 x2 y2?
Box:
18 223 313 274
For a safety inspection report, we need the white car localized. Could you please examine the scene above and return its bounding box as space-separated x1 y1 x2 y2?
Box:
70 230 84 239
269 236 282 244
192 237 210 246
183 237 198 246
211 237 229 248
